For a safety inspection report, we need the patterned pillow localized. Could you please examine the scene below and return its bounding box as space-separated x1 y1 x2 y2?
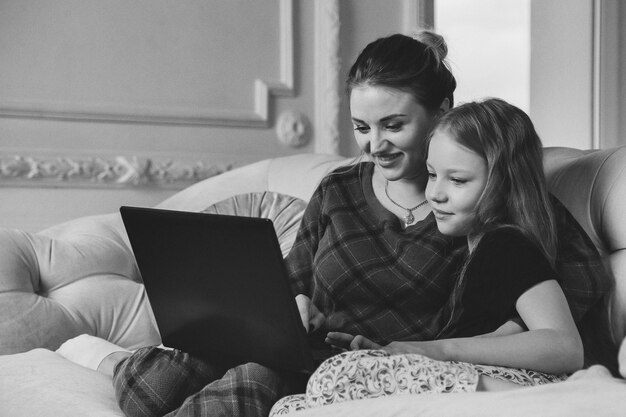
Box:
269 349 569 416
201 191 307 257
305 350 479 408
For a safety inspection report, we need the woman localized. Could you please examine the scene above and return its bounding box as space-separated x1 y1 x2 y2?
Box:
59 32 611 417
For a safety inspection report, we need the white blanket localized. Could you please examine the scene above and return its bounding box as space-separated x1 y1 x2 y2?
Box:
1 347 625 417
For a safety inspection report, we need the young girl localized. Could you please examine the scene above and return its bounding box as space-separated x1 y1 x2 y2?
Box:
325 98 583 393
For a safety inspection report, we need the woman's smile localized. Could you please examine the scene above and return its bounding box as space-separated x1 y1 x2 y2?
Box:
371 152 403 167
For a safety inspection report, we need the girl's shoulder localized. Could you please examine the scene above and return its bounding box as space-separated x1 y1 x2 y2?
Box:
470 227 558 283
477 227 539 255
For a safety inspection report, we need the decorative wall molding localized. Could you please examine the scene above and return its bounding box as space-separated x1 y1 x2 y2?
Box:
403 0 434 33
0 0 294 128
0 153 233 189
314 0 341 155
592 0 621 149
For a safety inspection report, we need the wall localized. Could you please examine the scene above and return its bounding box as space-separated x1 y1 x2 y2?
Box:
1 1 621 231
530 0 625 150
0 0 420 231
530 0 594 149
596 0 625 149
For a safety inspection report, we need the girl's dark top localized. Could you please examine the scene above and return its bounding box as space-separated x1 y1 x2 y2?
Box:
285 162 611 344
444 228 559 338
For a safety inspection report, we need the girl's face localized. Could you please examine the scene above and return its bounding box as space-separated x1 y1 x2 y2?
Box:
425 130 488 237
350 85 440 182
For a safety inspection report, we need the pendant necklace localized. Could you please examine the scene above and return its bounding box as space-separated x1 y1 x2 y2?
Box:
384 180 429 226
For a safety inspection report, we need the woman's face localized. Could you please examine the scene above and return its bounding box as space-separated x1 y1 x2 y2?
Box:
425 130 488 237
350 85 440 182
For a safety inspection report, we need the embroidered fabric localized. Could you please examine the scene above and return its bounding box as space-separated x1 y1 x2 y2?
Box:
269 350 568 416
305 350 479 408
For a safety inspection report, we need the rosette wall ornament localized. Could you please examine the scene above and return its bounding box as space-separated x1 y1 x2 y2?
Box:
275 110 311 148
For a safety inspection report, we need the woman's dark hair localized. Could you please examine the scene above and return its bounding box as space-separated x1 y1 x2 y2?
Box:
346 31 457 111
427 98 558 266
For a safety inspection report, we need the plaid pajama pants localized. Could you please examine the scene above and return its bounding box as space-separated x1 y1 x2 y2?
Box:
112 347 307 417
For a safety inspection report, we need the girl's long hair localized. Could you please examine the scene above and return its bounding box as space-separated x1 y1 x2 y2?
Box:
428 98 558 266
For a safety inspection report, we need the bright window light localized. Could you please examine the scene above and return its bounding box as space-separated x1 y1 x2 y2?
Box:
435 0 531 112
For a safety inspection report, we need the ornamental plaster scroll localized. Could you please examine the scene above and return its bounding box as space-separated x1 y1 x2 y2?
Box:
0 154 233 189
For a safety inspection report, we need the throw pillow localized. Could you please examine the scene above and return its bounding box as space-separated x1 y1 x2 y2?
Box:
304 350 479 408
202 191 307 257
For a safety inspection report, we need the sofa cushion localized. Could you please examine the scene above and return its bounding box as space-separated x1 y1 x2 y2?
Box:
0 225 161 354
201 191 307 257
0 192 307 355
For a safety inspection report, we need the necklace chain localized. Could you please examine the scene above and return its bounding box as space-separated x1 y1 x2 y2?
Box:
384 180 428 226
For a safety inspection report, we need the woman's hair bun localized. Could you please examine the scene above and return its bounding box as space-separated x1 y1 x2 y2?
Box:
410 29 449 63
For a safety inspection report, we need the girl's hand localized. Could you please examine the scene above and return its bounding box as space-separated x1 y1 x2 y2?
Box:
326 333 447 361
326 332 382 350
295 294 325 333
382 340 448 361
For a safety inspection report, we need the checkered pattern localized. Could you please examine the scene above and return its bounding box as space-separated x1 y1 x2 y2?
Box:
286 163 468 344
286 163 610 344
550 197 613 322
113 347 306 417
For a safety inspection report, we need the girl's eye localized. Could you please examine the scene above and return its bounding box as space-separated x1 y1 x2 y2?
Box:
353 125 369 133
450 178 467 185
427 172 436 180
386 123 402 131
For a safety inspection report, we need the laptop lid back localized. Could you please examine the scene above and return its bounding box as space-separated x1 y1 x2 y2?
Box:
120 206 315 373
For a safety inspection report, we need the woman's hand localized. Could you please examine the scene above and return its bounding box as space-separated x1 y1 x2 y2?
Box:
295 294 325 333
326 332 447 361
325 332 381 350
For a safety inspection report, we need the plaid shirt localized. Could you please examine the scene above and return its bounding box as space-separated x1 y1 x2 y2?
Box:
550 195 613 322
286 163 467 344
286 162 611 345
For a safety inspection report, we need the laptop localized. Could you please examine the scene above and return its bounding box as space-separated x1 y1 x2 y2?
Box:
120 206 335 374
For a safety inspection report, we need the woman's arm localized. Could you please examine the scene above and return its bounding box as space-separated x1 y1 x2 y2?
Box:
284 176 328 297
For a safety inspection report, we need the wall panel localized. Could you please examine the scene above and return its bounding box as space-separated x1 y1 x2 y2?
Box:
0 0 419 231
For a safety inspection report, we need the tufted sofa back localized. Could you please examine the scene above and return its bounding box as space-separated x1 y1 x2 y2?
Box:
0 147 625 354
543 147 626 343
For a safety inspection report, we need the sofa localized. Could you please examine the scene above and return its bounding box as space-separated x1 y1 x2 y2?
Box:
1 147 626 416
